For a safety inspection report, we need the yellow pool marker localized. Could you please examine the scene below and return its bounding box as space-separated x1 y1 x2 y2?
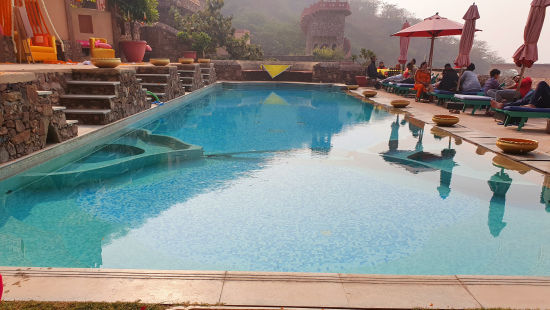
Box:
263 92 289 105
262 65 291 79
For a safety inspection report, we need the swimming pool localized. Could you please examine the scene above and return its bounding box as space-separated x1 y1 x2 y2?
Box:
0 83 549 275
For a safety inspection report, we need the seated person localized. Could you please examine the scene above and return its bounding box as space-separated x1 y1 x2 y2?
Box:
458 63 482 94
378 61 387 69
399 63 416 84
413 62 431 100
491 81 550 109
489 75 533 103
435 63 459 92
367 56 385 79
484 69 502 96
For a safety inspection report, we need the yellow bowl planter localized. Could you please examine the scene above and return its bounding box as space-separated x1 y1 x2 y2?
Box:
92 58 121 68
179 58 194 64
390 100 410 108
150 58 170 66
433 115 460 127
347 85 359 90
198 58 211 64
363 90 377 98
496 138 539 155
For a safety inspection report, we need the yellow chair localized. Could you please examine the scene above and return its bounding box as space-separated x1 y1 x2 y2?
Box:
90 37 115 58
25 35 58 62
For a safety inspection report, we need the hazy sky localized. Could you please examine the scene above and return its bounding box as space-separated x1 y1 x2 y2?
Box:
383 0 550 63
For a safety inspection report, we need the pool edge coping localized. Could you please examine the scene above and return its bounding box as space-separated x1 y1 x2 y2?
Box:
1 267 550 308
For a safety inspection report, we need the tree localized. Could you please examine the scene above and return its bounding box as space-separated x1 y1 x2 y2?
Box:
172 0 263 59
108 0 159 40
225 34 263 60
192 32 212 58
313 48 345 61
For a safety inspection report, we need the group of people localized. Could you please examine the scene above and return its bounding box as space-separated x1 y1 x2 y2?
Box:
369 56 550 110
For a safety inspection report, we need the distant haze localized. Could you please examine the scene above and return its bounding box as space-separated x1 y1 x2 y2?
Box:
383 0 550 64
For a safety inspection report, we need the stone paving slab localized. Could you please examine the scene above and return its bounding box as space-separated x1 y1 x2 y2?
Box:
3 268 550 309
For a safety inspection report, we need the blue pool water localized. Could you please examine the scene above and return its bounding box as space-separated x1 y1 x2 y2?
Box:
1 83 549 275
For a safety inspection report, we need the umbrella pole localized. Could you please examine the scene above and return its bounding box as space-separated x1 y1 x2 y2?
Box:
428 36 435 75
516 65 526 92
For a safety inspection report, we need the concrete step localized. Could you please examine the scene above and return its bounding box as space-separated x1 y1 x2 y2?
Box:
60 94 115 110
66 80 121 86
180 76 194 80
66 120 79 125
52 106 66 112
37 90 52 97
66 80 118 95
135 74 170 83
140 83 167 93
147 93 166 99
64 109 112 125
178 70 195 73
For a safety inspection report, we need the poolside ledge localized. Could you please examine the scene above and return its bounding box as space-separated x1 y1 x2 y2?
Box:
1 267 550 309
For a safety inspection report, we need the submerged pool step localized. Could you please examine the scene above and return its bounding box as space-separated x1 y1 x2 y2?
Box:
60 94 116 110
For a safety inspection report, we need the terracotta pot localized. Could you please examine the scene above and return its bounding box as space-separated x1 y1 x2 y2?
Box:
347 85 359 90
363 90 377 98
120 40 147 63
182 51 198 61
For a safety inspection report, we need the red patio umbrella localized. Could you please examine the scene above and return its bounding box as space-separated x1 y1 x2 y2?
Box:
455 3 480 68
393 13 476 73
513 0 550 91
398 21 411 68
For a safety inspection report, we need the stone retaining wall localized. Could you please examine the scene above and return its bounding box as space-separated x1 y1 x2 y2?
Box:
313 62 364 84
140 23 191 62
136 66 184 100
0 35 16 63
0 82 50 163
213 60 243 81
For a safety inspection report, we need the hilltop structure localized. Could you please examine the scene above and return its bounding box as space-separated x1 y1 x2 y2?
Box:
301 0 352 56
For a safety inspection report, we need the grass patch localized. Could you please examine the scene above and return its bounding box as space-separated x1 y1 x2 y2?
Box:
0 301 171 310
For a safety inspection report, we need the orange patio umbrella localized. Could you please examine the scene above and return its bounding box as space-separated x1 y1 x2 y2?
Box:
513 0 550 91
455 3 480 68
393 13 476 73
398 21 411 68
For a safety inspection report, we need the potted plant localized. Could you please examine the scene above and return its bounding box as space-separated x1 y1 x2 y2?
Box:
109 0 159 62
192 32 212 63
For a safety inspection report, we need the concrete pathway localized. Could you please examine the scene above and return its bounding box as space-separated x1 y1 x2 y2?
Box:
1 268 550 309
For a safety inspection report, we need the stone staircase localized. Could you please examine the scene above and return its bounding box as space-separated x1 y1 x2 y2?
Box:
174 63 204 92
200 63 217 85
37 91 78 144
60 69 150 125
136 66 184 102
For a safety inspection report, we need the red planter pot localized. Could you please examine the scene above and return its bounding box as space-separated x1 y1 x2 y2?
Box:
182 51 197 61
120 40 147 63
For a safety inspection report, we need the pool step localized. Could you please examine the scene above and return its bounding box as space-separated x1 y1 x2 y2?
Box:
59 94 115 110
64 109 112 125
135 74 170 84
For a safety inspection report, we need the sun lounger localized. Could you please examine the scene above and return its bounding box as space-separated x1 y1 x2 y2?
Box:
493 106 550 131
454 94 492 114
430 90 458 105
394 83 415 96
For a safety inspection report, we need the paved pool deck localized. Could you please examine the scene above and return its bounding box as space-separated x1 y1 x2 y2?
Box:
2 267 550 309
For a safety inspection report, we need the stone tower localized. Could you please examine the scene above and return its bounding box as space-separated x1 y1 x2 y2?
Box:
301 0 352 55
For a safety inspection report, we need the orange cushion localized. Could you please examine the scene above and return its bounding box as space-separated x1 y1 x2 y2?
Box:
32 35 51 47
30 45 55 53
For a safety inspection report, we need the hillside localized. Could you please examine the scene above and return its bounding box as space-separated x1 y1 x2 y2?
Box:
222 0 502 72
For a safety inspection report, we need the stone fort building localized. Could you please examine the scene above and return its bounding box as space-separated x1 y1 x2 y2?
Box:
301 0 352 56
